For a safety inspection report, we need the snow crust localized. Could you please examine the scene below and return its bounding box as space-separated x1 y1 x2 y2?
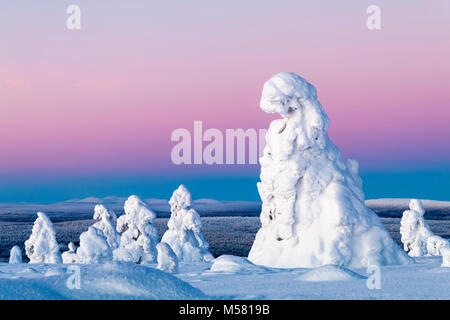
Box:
9 246 22 264
400 199 449 257
297 264 367 282
156 242 179 273
161 185 213 262
249 72 412 268
76 227 113 264
25 212 62 264
114 195 158 264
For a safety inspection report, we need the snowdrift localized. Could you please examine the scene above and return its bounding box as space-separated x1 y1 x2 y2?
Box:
210 255 271 274
298 265 367 282
0 262 206 300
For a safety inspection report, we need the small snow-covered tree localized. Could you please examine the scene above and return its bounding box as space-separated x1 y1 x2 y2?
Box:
76 227 112 264
62 242 78 264
25 212 62 264
161 185 213 263
441 246 450 267
113 195 158 264
92 204 120 249
400 199 449 257
427 235 449 256
156 242 179 273
9 246 22 264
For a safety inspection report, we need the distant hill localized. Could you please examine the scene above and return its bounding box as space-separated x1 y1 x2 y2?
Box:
0 197 449 222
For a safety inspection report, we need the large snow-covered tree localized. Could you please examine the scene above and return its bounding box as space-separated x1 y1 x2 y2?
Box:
113 195 158 264
76 227 113 264
161 185 213 262
92 204 120 249
25 212 62 264
400 199 449 257
248 72 412 268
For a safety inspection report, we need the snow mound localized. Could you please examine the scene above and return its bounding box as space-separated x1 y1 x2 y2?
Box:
249 72 412 268
298 265 367 282
157 242 179 273
0 262 206 299
210 255 271 274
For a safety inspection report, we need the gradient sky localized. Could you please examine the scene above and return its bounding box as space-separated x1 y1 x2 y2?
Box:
0 1 449 203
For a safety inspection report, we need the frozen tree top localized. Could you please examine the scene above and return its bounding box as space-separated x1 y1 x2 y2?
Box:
169 185 192 211
124 195 156 222
260 72 319 117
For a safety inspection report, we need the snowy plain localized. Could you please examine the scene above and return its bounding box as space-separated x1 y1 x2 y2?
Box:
0 198 449 299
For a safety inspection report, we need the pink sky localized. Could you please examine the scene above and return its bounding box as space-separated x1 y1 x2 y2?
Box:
0 1 449 173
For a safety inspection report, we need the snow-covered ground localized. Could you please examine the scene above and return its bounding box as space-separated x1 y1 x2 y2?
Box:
178 256 450 299
0 256 448 299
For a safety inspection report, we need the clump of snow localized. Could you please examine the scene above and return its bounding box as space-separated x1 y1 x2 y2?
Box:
77 227 113 264
25 212 62 264
248 72 412 268
298 265 367 282
441 246 450 267
114 195 158 264
156 242 179 273
9 246 22 264
93 204 120 249
62 242 78 264
161 185 214 263
210 255 271 274
400 199 449 257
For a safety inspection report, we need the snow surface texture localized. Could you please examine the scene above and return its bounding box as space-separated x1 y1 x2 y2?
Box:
113 195 158 264
156 242 179 273
93 205 120 249
0 262 206 299
25 212 62 264
400 199 449 257
297 264 367 282
248 72 412 268
9 246 22 264
161 185 214 263
62 242 77 264
76 227 113 264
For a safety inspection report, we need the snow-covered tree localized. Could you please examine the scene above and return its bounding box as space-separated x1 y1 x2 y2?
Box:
248 72 412 268
62 242 78 264
9 246 22 264
76 227 113 264
113 195 158 264
400 199 449 257
156 242 179 273
441 246 450 267
92 204 120 249
25 212 62 264
161 185 213 263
